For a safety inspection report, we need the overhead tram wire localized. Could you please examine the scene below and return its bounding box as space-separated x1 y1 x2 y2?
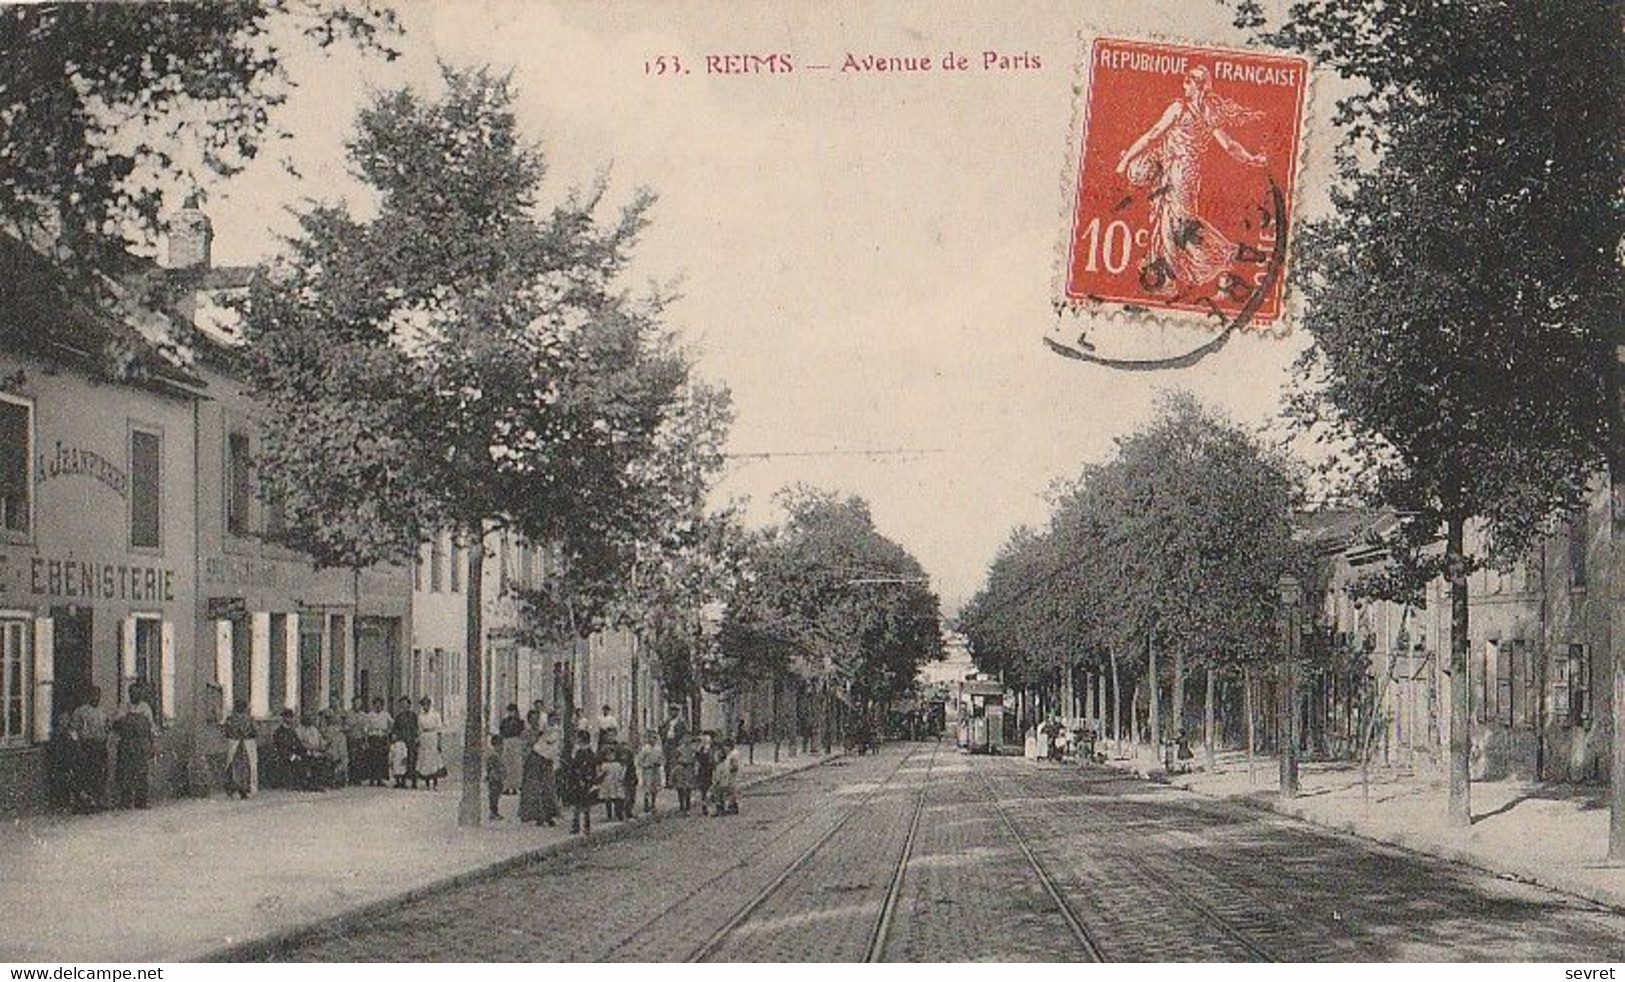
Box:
722 447 948 461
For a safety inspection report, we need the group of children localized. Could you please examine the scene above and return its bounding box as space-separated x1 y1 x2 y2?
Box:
484 727 742 833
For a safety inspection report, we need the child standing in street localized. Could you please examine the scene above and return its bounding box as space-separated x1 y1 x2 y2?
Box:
636 732 663 815
564 731 597 835
485 733 505 822
712 739 741 816
695 732 716 816
598 741 626 822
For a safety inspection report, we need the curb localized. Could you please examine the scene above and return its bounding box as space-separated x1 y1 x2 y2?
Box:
1100 758 1625 915
204 752 842 962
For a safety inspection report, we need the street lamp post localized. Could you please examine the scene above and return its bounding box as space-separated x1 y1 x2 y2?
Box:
1277 573 1301 800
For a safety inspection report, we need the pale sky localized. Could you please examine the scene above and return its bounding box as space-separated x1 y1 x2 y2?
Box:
198 0 1340 611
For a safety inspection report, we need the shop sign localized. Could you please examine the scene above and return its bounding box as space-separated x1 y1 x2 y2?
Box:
0 552 175 602
35 440 128 499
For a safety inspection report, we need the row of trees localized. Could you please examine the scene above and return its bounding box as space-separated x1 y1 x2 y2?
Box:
717 488 945 744
1224 0 1622 842
961 394 1301 770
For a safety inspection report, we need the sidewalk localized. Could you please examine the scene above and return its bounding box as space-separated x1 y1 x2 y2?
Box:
0 748 837 963
1099 744 1625 911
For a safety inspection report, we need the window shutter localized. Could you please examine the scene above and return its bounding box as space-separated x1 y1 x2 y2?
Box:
120 617 137 683
283 613 300 713
32 617 52 742
160 621 176 721
215 619 233 715
250 612 271 717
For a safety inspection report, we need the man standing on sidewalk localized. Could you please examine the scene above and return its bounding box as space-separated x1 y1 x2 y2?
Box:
661 706 687 788
66 686 108 812
392 696 420 789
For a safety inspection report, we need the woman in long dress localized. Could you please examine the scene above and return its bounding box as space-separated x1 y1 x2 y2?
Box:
222 699 258 799
1115 65 1268 297
499 704 526 794
415 696 446 790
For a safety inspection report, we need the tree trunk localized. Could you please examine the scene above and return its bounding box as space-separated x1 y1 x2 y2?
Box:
1110 646 1123 756
1173 645 1186 746
629 631 641 748
1205 664 1217 773
1147 632 1161 755
1609 337 1625 862
1244 664 1256 784
458 529 485 827
1130 677 1141 753
1446 512 1472 827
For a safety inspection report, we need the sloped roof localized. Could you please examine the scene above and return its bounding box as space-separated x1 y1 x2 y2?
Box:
0 233 206 395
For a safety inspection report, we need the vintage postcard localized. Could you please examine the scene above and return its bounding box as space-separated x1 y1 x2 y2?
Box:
0 0 1618 972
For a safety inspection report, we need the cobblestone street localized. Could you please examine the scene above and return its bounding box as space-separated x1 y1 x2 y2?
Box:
266 743 1625 962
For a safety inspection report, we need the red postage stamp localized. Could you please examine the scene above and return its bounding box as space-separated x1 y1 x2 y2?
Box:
1060 38 1309 326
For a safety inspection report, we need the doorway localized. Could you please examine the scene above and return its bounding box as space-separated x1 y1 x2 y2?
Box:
50 605 92 723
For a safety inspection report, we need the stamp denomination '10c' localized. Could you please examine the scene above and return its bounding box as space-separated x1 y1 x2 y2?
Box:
1061 37 1309 327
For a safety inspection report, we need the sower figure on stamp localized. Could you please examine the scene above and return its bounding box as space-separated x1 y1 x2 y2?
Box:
1116 65 1268 297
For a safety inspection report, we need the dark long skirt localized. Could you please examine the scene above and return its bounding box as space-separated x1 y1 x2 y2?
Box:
519 753 558 824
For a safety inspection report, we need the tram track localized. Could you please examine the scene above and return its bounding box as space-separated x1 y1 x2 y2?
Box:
974 765 1107 962
582 757 858 961
989 763 1278 962
686 743 935 962
863 742 938 961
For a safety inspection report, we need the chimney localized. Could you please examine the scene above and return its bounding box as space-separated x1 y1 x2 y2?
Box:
167 193 213 269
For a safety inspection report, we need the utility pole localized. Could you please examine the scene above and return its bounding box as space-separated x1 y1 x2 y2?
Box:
1278 573 1300 800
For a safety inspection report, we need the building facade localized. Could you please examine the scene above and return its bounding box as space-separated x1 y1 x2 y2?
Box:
1312 485 1614 784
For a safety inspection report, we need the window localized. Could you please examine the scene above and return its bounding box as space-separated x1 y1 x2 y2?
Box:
450 537 463 593
268 613 288 712
429 535 444 593
414 547 424 591
1553 644 1593 728
132 615 164 717
1494 642 1513 727
0 618 28 744
1476 641 1494 723
129 428 161 549
1514 640 1536 728
517 540 532 589
1569 511 1588 588
226 431 252 536
0 397 31 534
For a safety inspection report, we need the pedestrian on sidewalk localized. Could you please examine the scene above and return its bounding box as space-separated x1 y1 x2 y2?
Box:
320 708 349 788
670 734 698 813
392 697 419 789
618 737 638 817
344 697 368 785
636 732 663 815
598 740 626 822
222 699 258 799
362 698 392 786
711 739 740 817
661 706 687 788
519 718 559 826
66 686 109 812
112 682 157 809
696 732 716 816
416 697 447 791
485 734 505 821
499 704 526 795
563 730 597 835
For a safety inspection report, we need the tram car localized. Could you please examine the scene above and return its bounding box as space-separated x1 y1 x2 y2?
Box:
954 677 1007 754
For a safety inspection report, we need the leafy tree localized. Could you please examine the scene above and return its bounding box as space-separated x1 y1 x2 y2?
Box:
243 67 689 825
1235 0 1620 827
0 2 397 272
962 393 1298 768
722 488 944 746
